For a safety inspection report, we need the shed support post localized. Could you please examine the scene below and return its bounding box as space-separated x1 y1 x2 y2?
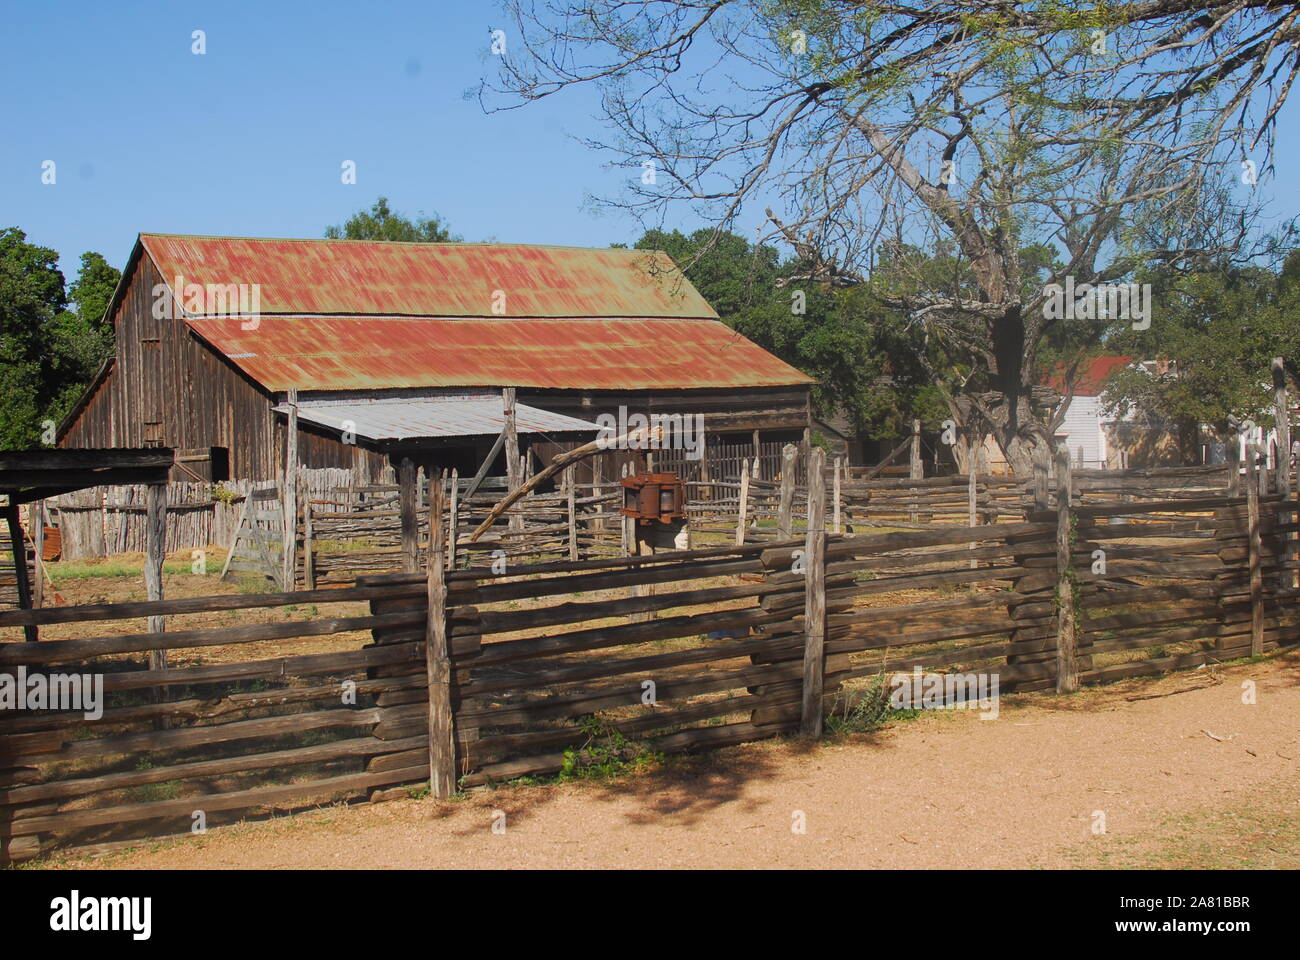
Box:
5 503 35 642
399 459 419 574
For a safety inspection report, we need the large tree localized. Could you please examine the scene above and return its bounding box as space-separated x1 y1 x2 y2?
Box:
1102 253 1300 459
0 230 118 447
487 1 1299 474
325 196 459 243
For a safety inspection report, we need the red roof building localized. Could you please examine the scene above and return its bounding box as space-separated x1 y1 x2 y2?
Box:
59 235 813 482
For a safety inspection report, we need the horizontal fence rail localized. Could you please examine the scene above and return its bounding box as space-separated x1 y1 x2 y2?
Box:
2 460 1296 862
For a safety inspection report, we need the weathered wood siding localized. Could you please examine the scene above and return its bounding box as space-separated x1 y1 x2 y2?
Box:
59 255 390 482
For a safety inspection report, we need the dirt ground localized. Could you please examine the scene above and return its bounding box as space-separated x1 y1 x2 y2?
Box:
36 651 1299 870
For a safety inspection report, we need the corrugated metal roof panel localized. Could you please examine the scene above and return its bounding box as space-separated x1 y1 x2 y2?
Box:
188 315 814 391
141 234 718 319
272 395 598 440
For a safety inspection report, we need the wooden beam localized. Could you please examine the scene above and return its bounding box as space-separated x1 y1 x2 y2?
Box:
282 388 299 590
399 459 419 574
503 388 522 533
736 459 750 547
28 502 43 610
778 444 797 540
1055 446 1077 693
144 483 167 673
462 428 506 502
1247 449 1263 656
448 467 459 570
800 446 827 737
425 471 456 800
302 499 315 590
4 502 35 642
832 456 842 534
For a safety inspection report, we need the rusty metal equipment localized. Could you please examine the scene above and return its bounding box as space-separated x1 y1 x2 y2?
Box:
620 471 686 525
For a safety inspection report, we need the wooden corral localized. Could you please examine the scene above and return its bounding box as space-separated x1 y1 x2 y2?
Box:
3 451 1298 862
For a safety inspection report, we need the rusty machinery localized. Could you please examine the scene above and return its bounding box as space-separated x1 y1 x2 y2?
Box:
619 471 686 525
620 470 688 551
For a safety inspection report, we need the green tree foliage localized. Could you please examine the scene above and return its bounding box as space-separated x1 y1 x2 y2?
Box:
636 227 945 440
0 230 118 448
325 196 459 243
1103 256 1300 454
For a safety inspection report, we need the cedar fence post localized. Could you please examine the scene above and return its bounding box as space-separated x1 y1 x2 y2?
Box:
1055 447 1078 693
302 498 315 590
28 502 43 610
399 459 419 574
424 472 456 799
800 446 827 736
282 388 299 589
565 466 578 561
735 458 750 546
778 443 797 540
1273 358 1295 589
448 467 459 570
832 456 842 534
503 387 522 532
1247 448 1264 656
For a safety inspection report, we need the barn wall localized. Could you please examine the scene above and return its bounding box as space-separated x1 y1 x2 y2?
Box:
518 386 811 435
59 255 388 482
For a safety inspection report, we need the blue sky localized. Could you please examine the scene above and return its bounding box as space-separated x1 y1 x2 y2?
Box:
0 1 660 275
2 1 1298 278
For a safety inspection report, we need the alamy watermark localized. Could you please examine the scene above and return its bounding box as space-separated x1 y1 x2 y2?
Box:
152 274 262 329
888 667 1000 719
0 666 104 720
595 406 705 461
1042 277 1151 330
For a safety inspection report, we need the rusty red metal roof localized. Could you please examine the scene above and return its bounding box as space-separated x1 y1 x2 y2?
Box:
186 315 814 391
140 234 718 319
1045 355 1133 397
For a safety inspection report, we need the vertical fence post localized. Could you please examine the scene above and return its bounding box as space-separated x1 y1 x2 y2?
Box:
28 502 43 610
424 471 456 799
778 444 797 540
800 447 827 736
832 456 842 534
736 459 750 546
1054 447 1078 693
399 459 419 573
303 498 315 590
566 466 578 561
1247 449 1264 656
969 437 980 569
448 468 459 570
282 388 299 590
1273 358 1295 589
503 387 522 532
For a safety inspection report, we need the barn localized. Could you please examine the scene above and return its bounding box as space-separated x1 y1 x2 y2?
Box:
58 234 814 483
